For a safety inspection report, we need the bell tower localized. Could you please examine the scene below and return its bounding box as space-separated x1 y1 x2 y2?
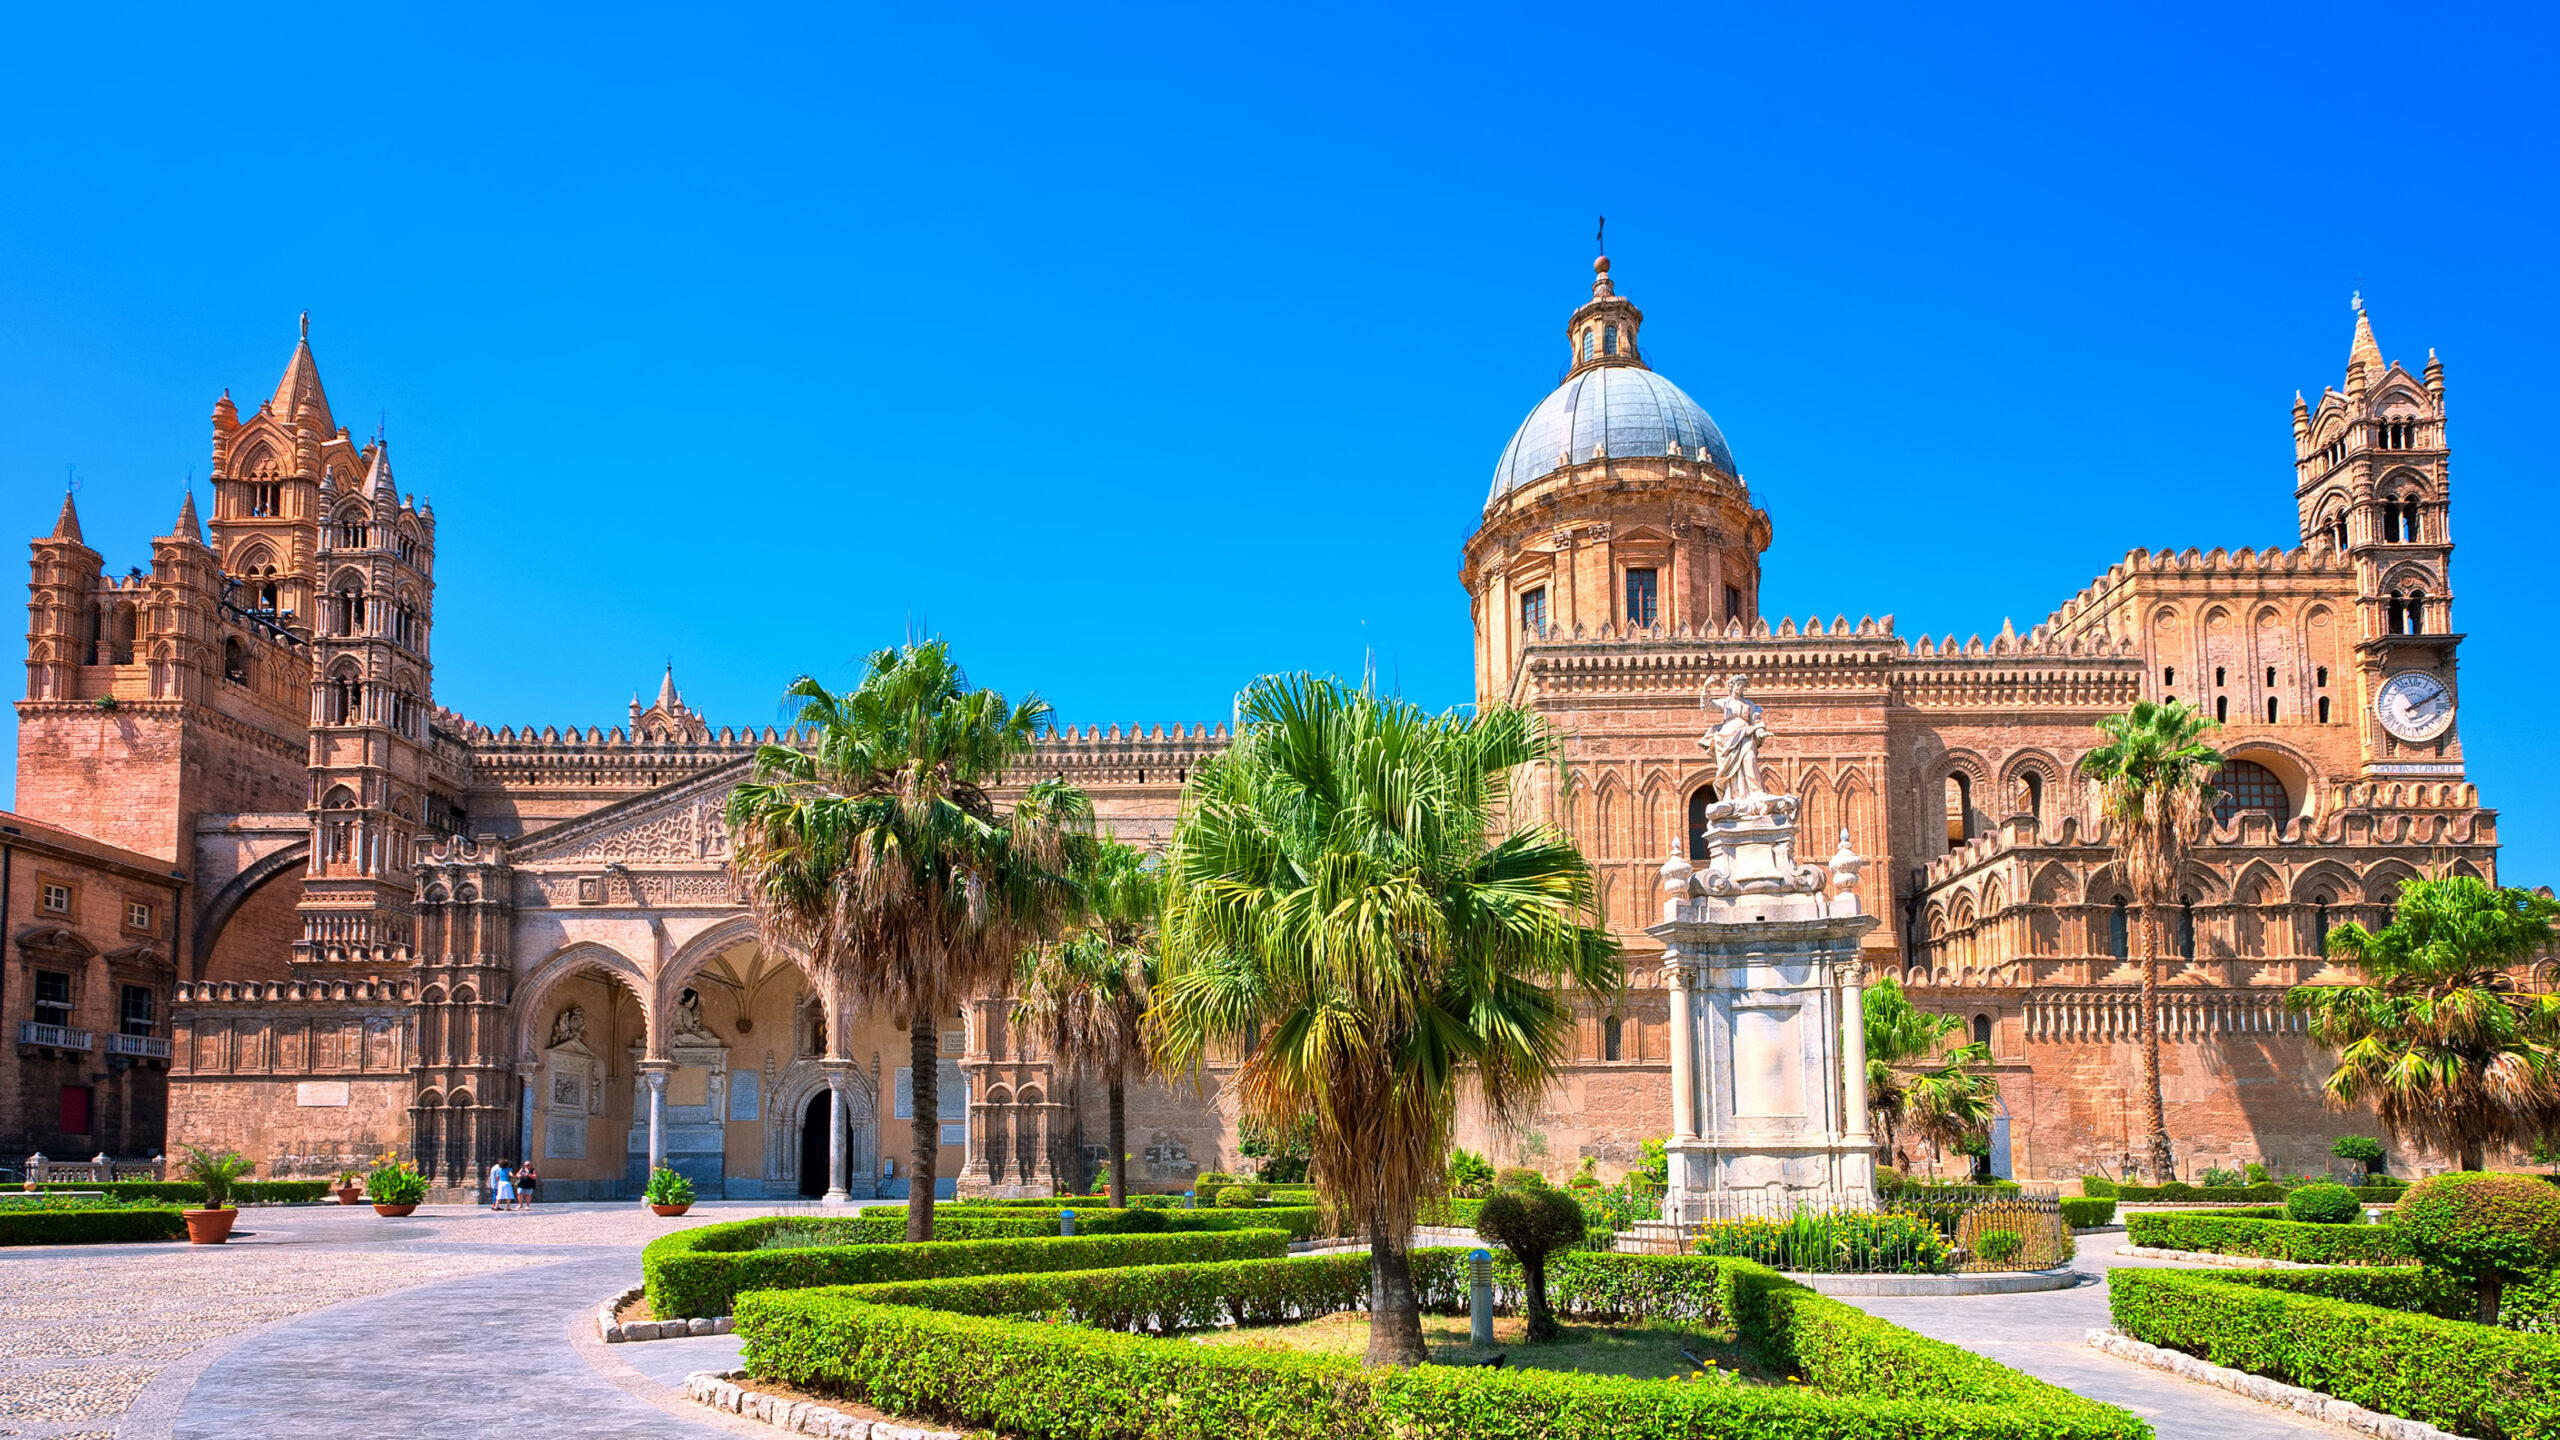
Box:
2291 299 2462 778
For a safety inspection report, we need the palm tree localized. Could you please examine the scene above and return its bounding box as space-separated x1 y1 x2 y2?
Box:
1151 675 1619 1367
2289 875 2560 1171
2076 698 2222 1181
726 641 1090 1240
1862 976 1995 1172
1013 836 1160 1207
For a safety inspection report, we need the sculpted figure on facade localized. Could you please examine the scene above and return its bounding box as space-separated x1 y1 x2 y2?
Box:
548 1005 586 1049
1697 675 1775 813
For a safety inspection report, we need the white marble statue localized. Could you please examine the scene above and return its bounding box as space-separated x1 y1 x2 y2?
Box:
1698 675 1771 805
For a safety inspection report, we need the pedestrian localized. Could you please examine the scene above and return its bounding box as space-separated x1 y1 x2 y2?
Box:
488 1158 516 1212
515 1161 538 1210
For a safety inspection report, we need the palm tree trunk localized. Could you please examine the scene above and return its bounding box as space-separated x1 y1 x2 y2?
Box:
1105 1069 1128 1209
2461 1138 2485 1172
1365 1234 1427 1366
2138 909 2174 1182
906 1010 939 1242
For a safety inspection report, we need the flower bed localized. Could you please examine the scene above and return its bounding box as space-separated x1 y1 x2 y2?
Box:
0 1200 188 1245
735 1248 2150 1439
642 1219 1292 1319
27 1179 332 1205
2124 1212 2413 1266
2108 1264 2557 1438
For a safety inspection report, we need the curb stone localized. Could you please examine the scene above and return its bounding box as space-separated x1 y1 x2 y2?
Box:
2083 1328 2468 1440
684 1367 964 1440
596 1284 736 1343
2114 1244 2318 1270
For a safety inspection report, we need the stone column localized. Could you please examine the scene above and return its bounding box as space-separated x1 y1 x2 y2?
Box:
640 1063 671 1184
819 1059 853 1204
1839 961 1870 1145
517 1063 540 1164
1666 951 1699 1142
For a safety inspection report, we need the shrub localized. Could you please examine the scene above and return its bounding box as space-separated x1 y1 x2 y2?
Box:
2061 1198 2117 1229
855 1204 1328 1240
736 1249 2151 1440
2109 1264 2559 1437
643 1166 695 1206
0 1204 188 1246
1475 1185 1584 1342
1215 1185 1254 1209
1493 1165 1546 1191
2395 1171 2560 1323
2126 1212 2412 1266
2286 1182 2363 1225
1446 1146 1494 1197
1195 1171 1235 1187
30 1180 329 1205
2333 1135 2386 1174
641 1220 1290 1318
1974 1229 2024 1263
2200 1165 2245 1189
1692 1209 1953 1274
2079 1175 2119 1198
2110 1181 2289 1204
367 1156 428 1206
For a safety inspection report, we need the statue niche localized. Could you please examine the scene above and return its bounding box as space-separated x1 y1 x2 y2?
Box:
542 1006 605 1160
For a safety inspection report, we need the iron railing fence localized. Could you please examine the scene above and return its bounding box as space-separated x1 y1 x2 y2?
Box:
1635 1185 2069 1274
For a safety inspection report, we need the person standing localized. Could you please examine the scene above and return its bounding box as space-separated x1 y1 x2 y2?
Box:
516 1161 539 1210
488 1159 516 1212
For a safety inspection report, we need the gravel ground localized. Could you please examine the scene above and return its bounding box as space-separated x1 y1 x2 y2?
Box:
0 1200 808 1440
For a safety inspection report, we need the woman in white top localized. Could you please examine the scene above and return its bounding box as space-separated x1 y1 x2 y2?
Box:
488 1160 516 1211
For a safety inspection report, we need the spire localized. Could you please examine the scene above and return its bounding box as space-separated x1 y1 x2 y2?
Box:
174 489 202 543
270 312 335 435
364 440 396 501
2348 292 2384 377
51 491 82 544
656 664 679 711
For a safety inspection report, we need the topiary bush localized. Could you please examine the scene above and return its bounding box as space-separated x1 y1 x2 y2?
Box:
1474 1184 1585 1341
2285 1181 2363 1225
1494 1166 1546 1191
1215 1185 1254 1209
2061 1197 2117 1229
2127 1211 2412 1266
2395 1171 2560 1323
2333 1134 2386 1177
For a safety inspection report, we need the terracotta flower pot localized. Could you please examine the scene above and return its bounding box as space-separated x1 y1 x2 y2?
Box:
649 1202 692 1217
183 1207 238 1244
333 1186 363 1205
371 1202 419 1217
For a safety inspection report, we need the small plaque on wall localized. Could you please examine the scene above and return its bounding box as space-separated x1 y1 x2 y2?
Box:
546 1116 587 1160
729 1070 760 1122
296 1081 350 1107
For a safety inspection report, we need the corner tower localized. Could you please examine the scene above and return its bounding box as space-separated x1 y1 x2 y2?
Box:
2290 300 2464 779
1461 256 1771 706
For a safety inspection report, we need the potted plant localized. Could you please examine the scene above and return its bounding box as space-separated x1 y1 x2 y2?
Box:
643 1165 694 1216
179 1144 251 1244
367 1155 428 1216
331 1168 364 1205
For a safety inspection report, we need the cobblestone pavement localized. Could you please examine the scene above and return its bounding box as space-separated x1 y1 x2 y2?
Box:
1839 1230 2352 1440
0 1200 814 1440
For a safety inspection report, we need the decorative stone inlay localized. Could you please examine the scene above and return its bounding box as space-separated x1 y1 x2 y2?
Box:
595 1284 734 1343
2084 1329 2463 1440
683 1367 964 1440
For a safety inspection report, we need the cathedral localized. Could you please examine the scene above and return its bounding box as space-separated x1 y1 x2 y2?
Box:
3 259 2491 1197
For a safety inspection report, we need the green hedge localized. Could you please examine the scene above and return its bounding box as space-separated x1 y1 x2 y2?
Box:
0 1205 187 1245
2111 1182 2291 1204
2062 1198 2117 1228
643 1221 1290 1319
858 1204 1327 1240
2110 1265 2556 1437
736 1248 2149 1439
2126 1213 2413 1266
30 1180 332 1204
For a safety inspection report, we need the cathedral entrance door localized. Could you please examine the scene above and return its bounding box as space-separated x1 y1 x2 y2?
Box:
799 1093 830 1197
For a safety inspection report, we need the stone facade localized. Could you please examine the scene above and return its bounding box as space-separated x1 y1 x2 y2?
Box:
4 270 2522 1194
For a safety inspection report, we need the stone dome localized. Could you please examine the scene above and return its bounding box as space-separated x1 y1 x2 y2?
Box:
1487 365 1736 505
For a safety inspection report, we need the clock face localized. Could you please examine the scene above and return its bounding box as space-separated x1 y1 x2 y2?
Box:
2375 671 2455 743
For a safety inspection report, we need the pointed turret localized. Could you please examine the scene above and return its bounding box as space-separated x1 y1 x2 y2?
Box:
364 440 396 502
270 311 335 435
51 491 83 544
173 489 202 543
656 664 679 711
2348 294 2384 378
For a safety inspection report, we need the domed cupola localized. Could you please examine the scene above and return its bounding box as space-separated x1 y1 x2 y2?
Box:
1488 257 1737 503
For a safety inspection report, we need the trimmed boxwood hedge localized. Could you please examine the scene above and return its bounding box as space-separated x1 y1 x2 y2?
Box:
858 1204 1328 1240
30 1180 331 1204
2126 1212 2413 1266
736 1248 2148 1440
2109 1264 2556 1437
2062 1198 2117 1228
643 1220 1290 1319
0 1204 187 1245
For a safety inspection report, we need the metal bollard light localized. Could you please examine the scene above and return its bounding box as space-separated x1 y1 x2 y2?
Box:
1469 1248 1495 1348
1183 1189 1196 1209
1060 1208 1076 1237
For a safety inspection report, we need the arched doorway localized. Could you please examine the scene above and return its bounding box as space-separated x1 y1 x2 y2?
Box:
799 1092 831 1197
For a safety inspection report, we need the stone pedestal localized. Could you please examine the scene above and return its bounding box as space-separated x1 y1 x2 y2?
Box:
1650 792 1877 1220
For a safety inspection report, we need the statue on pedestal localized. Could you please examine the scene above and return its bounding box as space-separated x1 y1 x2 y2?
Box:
1698 674 1770 804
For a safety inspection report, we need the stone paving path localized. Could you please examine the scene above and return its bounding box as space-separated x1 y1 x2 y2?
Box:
1838 1230 2349 1440
2 1201 2371 1439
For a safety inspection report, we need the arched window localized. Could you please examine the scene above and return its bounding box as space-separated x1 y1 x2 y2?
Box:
2266 697 2279 723
2177 898 2197 960
397 530 418 565
2210 758 2289 824
222 637 249 685
2215 695 2229 722
2311 894 2334 955
327 672 361 726
1602 323 1619 356
1685 785 1720 862
1945 773 1973 848
338 512 370 550
1603 1014 1624 1062
2107 897 2129 960
2021 771 2044 823
1971 1014 1992 1049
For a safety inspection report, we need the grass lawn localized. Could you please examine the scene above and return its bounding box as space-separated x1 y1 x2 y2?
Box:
1192 1311 1788 1383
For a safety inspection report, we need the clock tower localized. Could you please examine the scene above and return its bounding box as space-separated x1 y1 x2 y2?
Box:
2291 299 2464 780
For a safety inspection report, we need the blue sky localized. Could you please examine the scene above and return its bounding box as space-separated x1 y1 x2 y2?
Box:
3 5 2554 876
